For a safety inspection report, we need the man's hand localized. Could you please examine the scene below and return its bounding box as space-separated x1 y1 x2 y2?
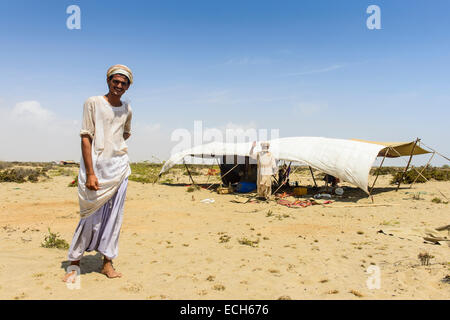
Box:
86 174 99 191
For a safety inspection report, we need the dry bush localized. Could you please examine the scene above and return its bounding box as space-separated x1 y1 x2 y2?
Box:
391 167 450 184
0 168 49 183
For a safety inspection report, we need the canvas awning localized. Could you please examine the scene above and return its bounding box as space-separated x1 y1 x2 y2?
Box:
351 139 431 158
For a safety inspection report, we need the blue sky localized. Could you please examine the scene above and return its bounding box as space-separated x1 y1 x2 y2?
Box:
0 0 449 165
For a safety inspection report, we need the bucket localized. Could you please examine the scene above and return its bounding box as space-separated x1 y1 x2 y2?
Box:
293 187 308 196
236 182 257 193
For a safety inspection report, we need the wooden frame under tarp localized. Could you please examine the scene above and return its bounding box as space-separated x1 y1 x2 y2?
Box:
366 138 448 201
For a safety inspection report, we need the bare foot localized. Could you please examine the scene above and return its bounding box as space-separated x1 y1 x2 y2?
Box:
62 270 77 283
101 260 122 279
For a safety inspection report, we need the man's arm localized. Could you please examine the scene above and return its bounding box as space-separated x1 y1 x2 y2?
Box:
249 141 257 160
81 135 99 191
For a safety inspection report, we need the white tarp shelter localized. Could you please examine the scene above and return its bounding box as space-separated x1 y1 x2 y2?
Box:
159 137 391 193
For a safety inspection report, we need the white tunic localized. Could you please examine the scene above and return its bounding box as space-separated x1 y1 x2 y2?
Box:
256 151 278 176
250 149 278 177
78 96 132 218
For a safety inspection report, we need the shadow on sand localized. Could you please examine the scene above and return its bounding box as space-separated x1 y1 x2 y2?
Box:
159 182 402 203
60 252 104 275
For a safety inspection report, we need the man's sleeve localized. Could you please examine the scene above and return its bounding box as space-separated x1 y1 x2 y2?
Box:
271 156 278 174
249 147 257 160
80 98 95 139
124 105 132 135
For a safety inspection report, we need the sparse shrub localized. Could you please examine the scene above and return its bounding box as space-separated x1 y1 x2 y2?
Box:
186 185 200 192
418 252 434 266
432 197 442 204
0 162 14 170
381 220 399 226
53 167 73 176
238 237 259 247
68 176 78 187
212 284 226 291
41 228 69 250
411 193 423 200
0 168 48 183
219 234 231 243
349 290 363 297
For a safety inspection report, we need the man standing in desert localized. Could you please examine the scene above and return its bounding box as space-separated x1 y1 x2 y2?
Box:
63 65 133 281
250 141 278 200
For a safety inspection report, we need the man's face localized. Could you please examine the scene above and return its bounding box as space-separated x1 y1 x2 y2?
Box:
107 74 130 97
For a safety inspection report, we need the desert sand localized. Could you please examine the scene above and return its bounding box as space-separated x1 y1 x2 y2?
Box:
0 167 449 300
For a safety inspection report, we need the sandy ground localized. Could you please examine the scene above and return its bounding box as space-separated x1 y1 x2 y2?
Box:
0 169 449 300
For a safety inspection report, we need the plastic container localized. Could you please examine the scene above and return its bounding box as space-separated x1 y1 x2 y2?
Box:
293 187 308 196
314 193 332 199
335 187 344 196
236 182 257 193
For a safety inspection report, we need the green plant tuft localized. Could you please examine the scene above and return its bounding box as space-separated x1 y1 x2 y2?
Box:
41 228 70 250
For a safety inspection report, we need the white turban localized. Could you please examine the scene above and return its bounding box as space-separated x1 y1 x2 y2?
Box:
261 142 270 150
107 64 133 84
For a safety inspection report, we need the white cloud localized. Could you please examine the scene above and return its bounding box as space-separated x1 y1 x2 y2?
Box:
192 90 232 105
223 121 257 131
0 101 79 161
292 101 328 116
11 101 55 123
283 64 343 77
225 57 272 65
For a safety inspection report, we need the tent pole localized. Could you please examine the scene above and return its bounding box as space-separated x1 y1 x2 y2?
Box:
409 152 435 188
272 164 299 195
390 144 431 184
205 158 222 190
309 166 318 188
396 138 420 192
183 159 197 186
369 147 390 197
204 157 218 185
206 163 239 190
